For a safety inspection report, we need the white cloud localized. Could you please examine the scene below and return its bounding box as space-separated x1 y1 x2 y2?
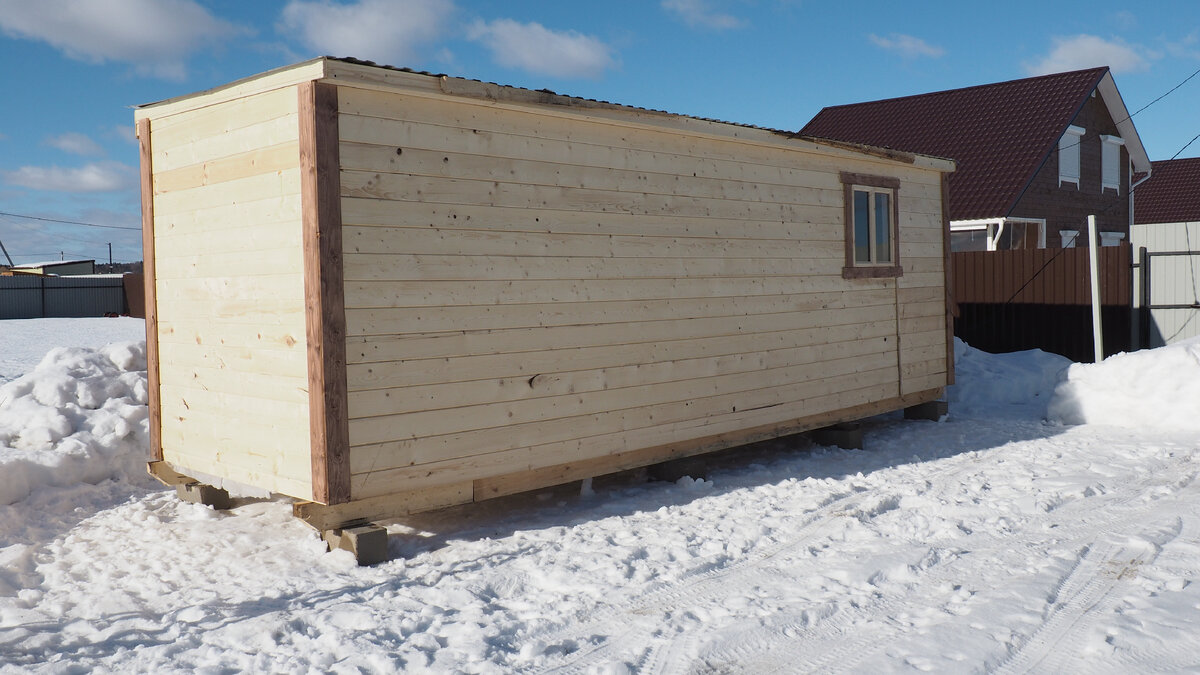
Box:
2 162 137 193
661 0 745 30
0 0 247 80
109 125 138 145
468 19 615 79
1025 35 1149 76
46 132 105 157
869 33 945 59
279 0 454 66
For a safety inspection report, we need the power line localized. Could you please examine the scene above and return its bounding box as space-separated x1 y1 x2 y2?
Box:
0 210 140 231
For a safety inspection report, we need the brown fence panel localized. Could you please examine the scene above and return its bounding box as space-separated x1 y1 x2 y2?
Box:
952 243 1131 362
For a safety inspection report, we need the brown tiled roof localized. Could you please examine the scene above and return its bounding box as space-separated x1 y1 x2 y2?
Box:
800 68 1110 221
1134 157 1200 224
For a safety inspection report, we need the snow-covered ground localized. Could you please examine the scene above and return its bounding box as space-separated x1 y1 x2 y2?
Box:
1 318 1198 673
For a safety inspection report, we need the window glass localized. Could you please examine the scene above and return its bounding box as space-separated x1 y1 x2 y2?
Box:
874 192 891 262
951 230 988 252
853 190 870 263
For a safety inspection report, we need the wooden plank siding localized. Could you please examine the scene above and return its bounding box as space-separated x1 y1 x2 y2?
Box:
334 84 948 500
135 59 953 523
148 86 315 499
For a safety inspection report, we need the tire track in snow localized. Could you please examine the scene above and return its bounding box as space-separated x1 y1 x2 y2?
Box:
528 472 953 673
675 498 1186 675
534 450 999 673
997 506 1199 675
547 450 1199 674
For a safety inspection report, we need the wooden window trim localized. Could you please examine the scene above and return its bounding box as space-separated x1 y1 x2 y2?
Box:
840 172 902 279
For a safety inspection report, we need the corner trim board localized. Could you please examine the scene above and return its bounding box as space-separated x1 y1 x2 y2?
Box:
137 118 163 462
299 81 351 505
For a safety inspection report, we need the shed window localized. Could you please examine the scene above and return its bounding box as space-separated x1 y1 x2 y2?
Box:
1058 125 1085 187
1101 135 1124 193
840 172 901 279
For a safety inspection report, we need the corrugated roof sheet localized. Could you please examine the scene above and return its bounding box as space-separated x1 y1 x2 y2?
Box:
800 68 1110 221
1134 157 1200 224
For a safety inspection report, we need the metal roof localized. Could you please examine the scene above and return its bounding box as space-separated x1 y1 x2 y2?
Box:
1134 157 1200 224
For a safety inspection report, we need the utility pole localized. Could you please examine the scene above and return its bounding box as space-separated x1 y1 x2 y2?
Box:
108 243 112 265
0 237 13 267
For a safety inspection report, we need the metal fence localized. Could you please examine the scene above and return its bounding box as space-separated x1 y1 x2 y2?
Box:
951 243 1132 363
0 275 130 319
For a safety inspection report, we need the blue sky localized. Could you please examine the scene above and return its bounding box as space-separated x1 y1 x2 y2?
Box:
1 0 1198 264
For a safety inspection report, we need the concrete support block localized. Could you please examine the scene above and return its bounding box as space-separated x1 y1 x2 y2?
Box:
324 523 389 566
176 482 234 510
904 400 949 422
809 423 864 450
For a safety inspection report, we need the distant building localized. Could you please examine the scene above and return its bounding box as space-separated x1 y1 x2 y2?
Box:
5 259 96 276
801 67 1152 251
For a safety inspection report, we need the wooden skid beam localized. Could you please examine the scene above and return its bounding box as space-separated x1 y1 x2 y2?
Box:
147 460 195 486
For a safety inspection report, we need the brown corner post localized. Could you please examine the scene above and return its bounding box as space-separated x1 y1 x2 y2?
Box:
137 118 163 462
941 173 956 385
299 80 351 505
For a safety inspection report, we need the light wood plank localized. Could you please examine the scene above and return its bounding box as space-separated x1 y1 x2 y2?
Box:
348 372 903 497
348 336 897 435
155 115 300 173
342 224 840 261
341 170 841 223
155 142 300 194
154 168 302 217
344 290 893 337
344 252 841 283
348 321 899 414
349 358 899 474
347 304 896 391
345 275 866 309
340 197 844 243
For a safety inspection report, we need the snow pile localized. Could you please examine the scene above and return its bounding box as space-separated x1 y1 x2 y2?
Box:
0 342 150 505
0 317 145 383
1049 337 1200 430
947 338 1072 419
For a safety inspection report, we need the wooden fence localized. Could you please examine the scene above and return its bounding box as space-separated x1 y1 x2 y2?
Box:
951 243 1131 362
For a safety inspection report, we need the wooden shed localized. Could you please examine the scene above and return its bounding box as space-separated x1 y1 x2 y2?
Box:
136 57 955 538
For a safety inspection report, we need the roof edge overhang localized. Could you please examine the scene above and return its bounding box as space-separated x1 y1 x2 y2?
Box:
135 57 956 172
1096 71 1152 173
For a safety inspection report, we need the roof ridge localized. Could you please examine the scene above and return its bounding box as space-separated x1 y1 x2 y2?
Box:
816 66 1109 112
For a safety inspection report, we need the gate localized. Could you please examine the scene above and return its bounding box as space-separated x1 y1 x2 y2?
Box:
1137 247 1200 347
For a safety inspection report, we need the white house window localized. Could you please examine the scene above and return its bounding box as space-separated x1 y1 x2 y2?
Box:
1101 135 1124 193
1060 229 1079 248
839 172 901 278
1099 231 1126 247
1059 125 1085 187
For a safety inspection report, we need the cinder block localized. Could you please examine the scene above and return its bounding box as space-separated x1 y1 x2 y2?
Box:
809 423 864 450
324 524 389 566
176 482 234 510
904 400 949 421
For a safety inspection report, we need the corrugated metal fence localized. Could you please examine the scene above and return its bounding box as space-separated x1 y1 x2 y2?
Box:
952 243 1131 362
0 275 131 319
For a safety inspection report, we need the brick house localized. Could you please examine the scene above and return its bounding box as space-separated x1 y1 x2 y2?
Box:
801 67 1152 251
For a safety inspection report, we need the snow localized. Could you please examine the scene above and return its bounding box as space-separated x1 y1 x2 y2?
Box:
1 321 1199 673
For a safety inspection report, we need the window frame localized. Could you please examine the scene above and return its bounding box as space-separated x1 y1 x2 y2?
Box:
1058 125 1085 187
840 172 902 279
